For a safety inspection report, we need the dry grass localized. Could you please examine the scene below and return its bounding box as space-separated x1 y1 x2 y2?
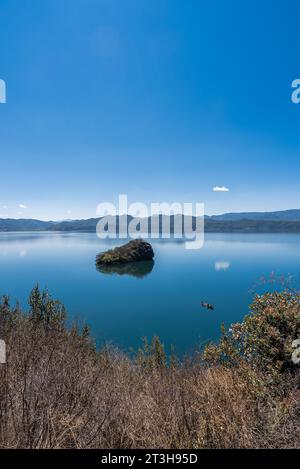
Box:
0 288 299 449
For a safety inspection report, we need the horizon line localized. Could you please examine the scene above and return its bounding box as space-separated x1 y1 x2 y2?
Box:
1 207 300 223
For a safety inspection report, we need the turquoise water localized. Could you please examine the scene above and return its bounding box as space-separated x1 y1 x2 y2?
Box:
0 232 299 354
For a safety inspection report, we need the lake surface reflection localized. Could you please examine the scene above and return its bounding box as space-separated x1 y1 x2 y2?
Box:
0 232 299 354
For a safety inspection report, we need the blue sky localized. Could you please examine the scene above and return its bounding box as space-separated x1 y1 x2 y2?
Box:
0 0 300 220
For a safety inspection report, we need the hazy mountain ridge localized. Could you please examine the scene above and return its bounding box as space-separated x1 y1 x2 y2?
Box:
1 210 300 233
0 218 54 231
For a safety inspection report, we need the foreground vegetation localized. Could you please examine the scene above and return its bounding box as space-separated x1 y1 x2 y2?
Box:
0 287 299 449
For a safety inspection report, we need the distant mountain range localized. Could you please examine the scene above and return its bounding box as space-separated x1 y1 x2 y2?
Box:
206 209 300 222
1 209 300 233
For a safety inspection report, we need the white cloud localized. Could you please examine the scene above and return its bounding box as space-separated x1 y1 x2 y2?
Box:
19 204 27 209
213 186 229 192
215 261 231 271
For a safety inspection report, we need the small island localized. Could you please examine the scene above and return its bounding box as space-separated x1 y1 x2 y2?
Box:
96 239 154 266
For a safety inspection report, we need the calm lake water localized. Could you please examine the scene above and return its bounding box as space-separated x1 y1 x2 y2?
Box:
0 232 299 354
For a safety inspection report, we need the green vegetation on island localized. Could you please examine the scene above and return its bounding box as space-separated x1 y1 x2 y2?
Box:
95 239 154 265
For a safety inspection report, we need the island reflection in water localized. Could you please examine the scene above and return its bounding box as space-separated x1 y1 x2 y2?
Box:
1 232 300 354
96 260 154 278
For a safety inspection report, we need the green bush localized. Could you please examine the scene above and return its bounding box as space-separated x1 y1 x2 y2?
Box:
204 291 300 374
29 284 66 329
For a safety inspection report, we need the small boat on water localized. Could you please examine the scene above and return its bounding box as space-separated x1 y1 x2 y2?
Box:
201 301 214 311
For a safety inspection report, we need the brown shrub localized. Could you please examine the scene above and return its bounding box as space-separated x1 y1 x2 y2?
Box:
0 287 299 449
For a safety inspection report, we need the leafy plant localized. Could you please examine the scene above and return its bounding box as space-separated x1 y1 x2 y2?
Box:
204 291 300 374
